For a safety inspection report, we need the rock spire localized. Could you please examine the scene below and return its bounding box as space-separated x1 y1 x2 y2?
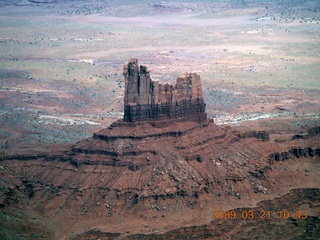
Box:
123 58 207 123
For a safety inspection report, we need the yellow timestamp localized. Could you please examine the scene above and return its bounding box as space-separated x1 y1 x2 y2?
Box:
212 209 308 220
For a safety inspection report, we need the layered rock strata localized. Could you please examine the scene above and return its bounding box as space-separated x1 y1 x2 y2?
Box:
1 58 319 239
123 58 207 123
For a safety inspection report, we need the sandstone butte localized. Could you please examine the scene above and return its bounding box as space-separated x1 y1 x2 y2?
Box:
0 58 319 239
123 57 207 123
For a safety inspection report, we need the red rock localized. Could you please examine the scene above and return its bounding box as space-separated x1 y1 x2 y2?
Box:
123 58 207 123
1 59 319 239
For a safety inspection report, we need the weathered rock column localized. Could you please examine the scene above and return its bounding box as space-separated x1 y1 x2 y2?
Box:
124 58 140 104
123 58 207 123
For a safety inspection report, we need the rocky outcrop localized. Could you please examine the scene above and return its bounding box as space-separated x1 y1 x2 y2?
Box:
308 126 320 135
0 154 47 161
237 131 270 141
123 58 207 123
290 126 320 140
268 147 320 164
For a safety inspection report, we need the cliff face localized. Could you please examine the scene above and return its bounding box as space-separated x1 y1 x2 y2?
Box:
123 58 207 123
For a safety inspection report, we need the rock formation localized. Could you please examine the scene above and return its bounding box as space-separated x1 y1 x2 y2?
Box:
123 58 207 123
1 59 319 239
